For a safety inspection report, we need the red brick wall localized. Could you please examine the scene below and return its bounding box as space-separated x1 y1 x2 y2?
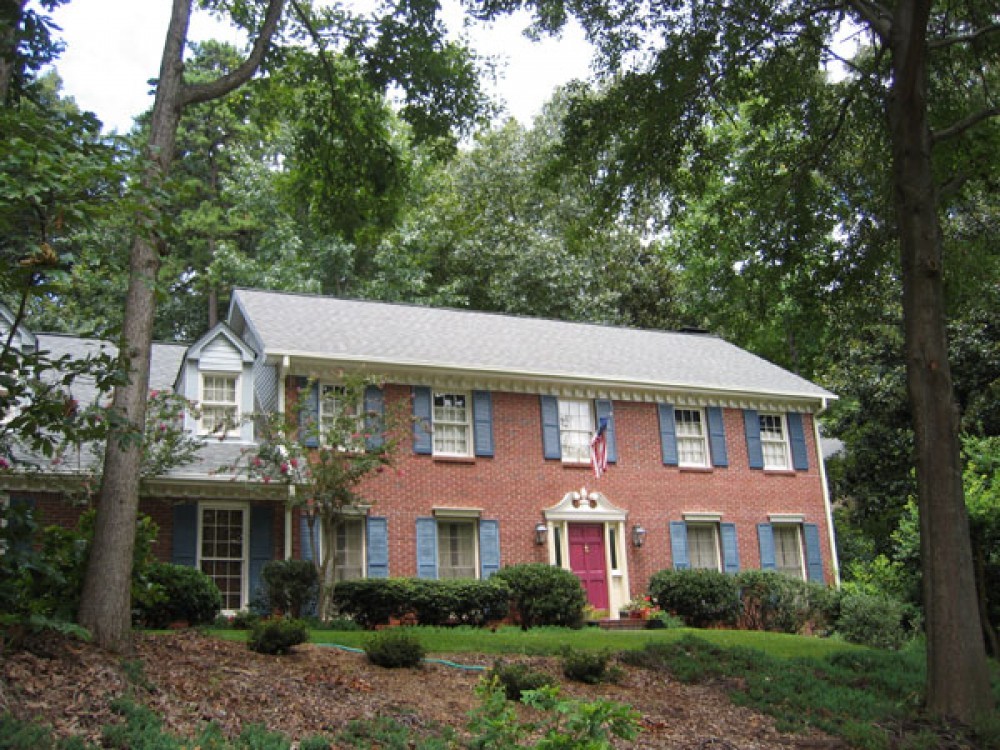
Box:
326 384 834 593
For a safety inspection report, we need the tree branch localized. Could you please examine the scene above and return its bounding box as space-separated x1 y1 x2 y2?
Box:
932 105 1000 143
845 0 892 43
181 0 286 107
929 22 1000 50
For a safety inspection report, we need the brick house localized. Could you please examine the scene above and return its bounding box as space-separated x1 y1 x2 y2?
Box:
2 290 838 616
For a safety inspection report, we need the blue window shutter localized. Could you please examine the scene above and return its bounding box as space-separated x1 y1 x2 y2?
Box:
720 523 740 574
658 404 678 466
249 505 274 607
707 407 729 467
297 378 319 448
415 517 438 579
803 523 825 583
540 396 561 460
479 519 500 579
172 503 198 567
412 386 432 455
595 399 617 463
757 524 776 570
669 521 690 570
366 516 389 579
300 512 317 562
364 386 385 450
787 413 809 471
744 410 764 469
472 390 494 457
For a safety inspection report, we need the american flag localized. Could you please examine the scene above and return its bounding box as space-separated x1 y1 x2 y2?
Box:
590 416 609 478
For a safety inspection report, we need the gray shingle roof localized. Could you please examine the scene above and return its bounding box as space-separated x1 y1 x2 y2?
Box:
230 289 835 402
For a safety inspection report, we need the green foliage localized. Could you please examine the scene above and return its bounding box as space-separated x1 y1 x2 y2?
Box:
331 577 510 628
466 677 640 749
247 617 309 655
260 559 318 619
491 563 587 629
363 627 425 668
836 592 920 651
488 660 555 700
560 648 621 685
647 569 741 628
135 563 222 629
734 570 836 634
335 716 454 750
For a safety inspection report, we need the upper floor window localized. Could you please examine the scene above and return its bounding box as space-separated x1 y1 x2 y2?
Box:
558 399 593 464
676 409 709 467
200 374 238 436
319 384 363 450
758 413 789 470
433 391 471 456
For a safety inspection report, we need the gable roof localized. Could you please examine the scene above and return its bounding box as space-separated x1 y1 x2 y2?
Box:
229 289 835 404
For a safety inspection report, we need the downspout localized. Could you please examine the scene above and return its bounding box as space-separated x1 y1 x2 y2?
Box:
279 354 293 560
813 397 841 586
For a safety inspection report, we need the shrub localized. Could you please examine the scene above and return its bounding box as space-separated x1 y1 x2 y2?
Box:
231 609 261 630
489 660 555 700
836 592 917 650
735 570 832 634
332 578 510 628
135 562 222 628
364 627 425 668
248 617 309 655
648 569 741 627
332 579 411 628
561 647 621 684
492 564 587 629
260 559 318 618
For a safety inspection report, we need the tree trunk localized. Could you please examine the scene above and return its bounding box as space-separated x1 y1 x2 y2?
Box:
887 0 993 722
0 0 28 104
78 0 193 653
78 0 286 652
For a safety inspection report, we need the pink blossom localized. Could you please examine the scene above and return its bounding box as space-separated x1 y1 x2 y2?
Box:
263 475 271 484
290 458 298 468
252 457 263 467
280 462 289 474
0 457 10 470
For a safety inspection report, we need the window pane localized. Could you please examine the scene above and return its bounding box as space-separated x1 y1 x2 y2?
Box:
687 524 720 570
759 413 789 470
773 525 803 579
558 399 593 463
200 507 245 610
676 409 708 466
334 519 364 581
438 521 476 579
432 392 470 455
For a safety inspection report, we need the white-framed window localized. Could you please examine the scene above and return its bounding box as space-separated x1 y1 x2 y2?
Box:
558 399 593 464
759 413 790 470
319 384 363 450
676 408 709 467
437 520 477 579
433 391 471 457
687 523 721 570
199 505 246 611
333 518 365 581
200 373 239 436
772 524 804 579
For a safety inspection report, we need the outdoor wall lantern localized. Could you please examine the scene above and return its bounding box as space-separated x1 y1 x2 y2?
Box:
631 524 647 548
534 522 548 545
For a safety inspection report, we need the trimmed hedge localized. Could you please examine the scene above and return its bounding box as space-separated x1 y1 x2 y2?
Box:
648 569 741 628
135 562 222 628
492 563 587 629
331 578 510 629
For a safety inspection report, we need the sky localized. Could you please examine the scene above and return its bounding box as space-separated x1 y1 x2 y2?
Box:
49 0 594 134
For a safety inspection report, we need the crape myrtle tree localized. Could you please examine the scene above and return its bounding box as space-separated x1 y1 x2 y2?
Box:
79 0 486 652
469 0 997 721
220 375 405 620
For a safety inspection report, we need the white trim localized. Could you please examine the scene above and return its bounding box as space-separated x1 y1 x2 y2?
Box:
683 512 723 522
813 406 841 586
198 371 241 437
768 513 805 523
431 390 473 458
197 501 249 612
432 507 482 518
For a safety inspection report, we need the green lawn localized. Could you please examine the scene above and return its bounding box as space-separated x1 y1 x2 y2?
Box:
210 624 862 660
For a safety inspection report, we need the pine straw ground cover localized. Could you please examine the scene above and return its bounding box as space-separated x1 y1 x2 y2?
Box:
0 630 848 749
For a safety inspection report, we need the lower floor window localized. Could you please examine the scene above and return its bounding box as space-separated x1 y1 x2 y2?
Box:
334 518 365 581
438 520 476 579
773 524 804 579
200 506 245 610
686 523 721 571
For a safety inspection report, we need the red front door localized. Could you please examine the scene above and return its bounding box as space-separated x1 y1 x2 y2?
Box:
568 523 608 610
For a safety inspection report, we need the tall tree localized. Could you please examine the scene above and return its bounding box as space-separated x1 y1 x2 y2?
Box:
471 0 997 720
78 0 287 653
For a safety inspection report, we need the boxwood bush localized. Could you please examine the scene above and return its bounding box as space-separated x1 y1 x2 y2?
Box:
332 577 511 628
648 569 741 628
261 559 318 618
248 617 309 655
135 562 222 628
364 628 425 668
492 563 587 629
836 592 918 649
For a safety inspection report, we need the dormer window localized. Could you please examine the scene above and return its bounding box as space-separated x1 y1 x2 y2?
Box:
200 373 239 436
